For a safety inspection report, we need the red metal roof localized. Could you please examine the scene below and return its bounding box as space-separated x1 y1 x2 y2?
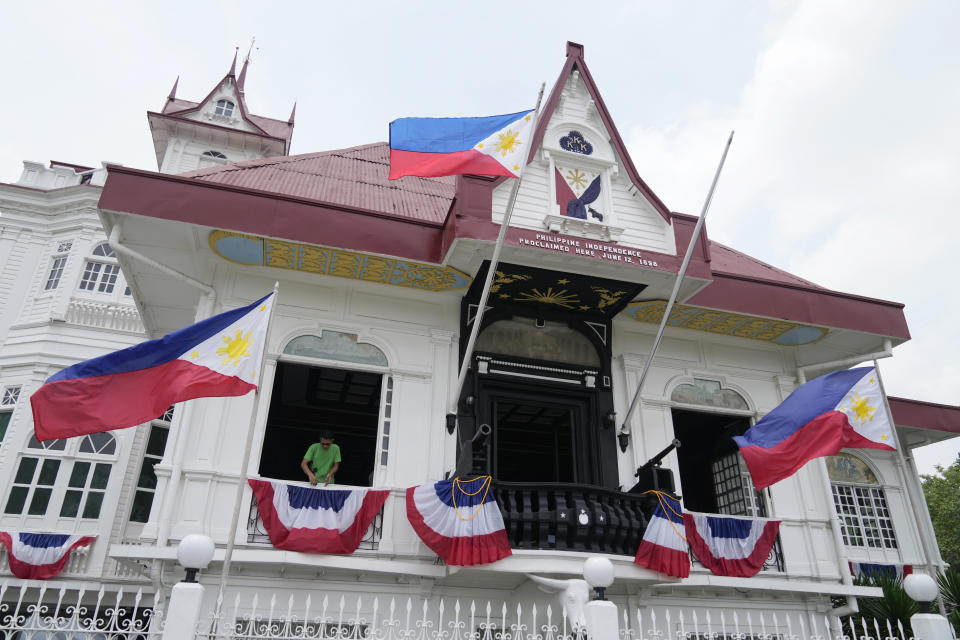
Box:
890 397 960 435
709 241 824 289
181 143 455 223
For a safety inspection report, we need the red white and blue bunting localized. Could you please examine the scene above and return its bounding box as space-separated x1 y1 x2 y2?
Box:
0 532 94 579
849 562 913 582
684 512 780 577
633 492 690 578
406 476 512 566
248 480 388 554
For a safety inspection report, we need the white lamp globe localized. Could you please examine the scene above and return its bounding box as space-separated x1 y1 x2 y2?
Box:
583 557 615 589
177 534 215 570
903 573 938 603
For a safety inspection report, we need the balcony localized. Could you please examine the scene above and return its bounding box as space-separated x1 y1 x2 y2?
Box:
64 298 144 333
244 480 784 572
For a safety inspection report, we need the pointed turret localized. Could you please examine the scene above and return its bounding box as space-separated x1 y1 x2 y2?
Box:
288 102 297 125
167 76 179 102
148 47 296 172
238 57 249 94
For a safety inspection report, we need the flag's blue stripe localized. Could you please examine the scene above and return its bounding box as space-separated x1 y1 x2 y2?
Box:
285 485 352 511
653 496 683 525
432 478 496 507
47 293 272 383
733 367 871 450
705 515 753 539
19 532 71 548
389 111 533 153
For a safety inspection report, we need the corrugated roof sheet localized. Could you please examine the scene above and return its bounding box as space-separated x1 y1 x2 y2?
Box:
182 143 455 223
708 241 825 289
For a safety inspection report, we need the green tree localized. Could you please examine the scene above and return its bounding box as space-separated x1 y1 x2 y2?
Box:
921 453 960 568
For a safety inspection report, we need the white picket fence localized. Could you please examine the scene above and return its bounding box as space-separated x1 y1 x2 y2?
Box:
0 582 933 640
197 593 921 640
0 581 161 638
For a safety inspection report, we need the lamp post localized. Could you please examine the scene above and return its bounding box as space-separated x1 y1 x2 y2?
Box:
903 573 951 640
583 557 618 640
161 535 215 640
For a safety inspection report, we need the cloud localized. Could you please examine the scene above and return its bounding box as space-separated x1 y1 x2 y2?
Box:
626 1 960 471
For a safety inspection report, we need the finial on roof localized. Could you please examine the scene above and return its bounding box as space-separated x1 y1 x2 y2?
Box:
288 102 297 124
229 47 239 76
239 37 256 93
167 76 179 101
566 41 584 57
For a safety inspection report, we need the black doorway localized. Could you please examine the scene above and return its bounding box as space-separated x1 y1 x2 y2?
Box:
259 362 381 487
479 382 599 484
671 409 758 514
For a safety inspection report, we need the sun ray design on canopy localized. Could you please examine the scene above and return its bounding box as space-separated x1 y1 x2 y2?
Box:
514 287 581 309
217 330 254 367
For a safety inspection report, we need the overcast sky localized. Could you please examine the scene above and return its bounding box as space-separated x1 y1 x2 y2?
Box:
1 1 957 474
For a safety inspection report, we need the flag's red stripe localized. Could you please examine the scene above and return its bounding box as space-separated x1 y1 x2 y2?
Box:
740 411 895 489
0 533 95 580
634 540 690 578
32 360 255 440
389 149 514 180
405 487 512 566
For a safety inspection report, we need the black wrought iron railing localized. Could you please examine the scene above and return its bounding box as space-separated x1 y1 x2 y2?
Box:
491 482 655 556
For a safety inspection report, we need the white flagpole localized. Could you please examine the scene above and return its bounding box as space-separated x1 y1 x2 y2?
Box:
213 282 281 622
450 84 547 416
872 360 947 615
619 132 734 435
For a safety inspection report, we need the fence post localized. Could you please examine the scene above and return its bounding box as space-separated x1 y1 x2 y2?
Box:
162 534 216 640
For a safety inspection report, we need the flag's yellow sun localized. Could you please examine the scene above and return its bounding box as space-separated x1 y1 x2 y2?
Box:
846 393 876 424
493 129 521 157
217 330 254 367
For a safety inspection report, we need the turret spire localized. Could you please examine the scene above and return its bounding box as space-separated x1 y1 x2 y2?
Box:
228 48 238 76
238 37 256 93
288 102 297 125
167 76 179 101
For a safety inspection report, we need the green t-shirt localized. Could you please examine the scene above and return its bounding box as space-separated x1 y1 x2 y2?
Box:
304 443 341 481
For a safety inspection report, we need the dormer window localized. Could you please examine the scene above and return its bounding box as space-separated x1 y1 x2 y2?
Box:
215 99 235 117
202 150 227 160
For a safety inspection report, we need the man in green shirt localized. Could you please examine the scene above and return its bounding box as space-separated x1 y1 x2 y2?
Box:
301 430 341 486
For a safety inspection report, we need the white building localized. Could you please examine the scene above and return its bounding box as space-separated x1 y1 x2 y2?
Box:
1 42 958 639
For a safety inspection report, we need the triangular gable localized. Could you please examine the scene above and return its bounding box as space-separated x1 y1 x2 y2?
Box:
529 42 671 223
164 60 271 138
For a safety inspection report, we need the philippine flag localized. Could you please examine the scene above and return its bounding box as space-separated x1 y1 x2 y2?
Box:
389 110 535 180
248 480 389 554
733 367 896 490
0 532 94 579
31 292 275 441
683 512 780 578
406 477 512 566
633 493 690 578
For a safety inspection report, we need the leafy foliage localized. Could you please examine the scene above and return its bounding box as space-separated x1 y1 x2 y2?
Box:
938 570 960 632
921 453 960 568
847 575 918 636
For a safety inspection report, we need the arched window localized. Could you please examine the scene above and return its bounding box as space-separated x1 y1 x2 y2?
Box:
827 453 897 549
202 150 227 159
4 432 116 520
215 99 235 117
258 332 391 488
79 242 121 294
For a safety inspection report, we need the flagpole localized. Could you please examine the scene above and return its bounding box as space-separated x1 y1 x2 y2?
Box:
449 84 546 418
619 132 734 436
213 282 281 624
872 360 947 615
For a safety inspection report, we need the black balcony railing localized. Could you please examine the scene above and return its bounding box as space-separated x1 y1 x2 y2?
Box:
491 482 655 556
